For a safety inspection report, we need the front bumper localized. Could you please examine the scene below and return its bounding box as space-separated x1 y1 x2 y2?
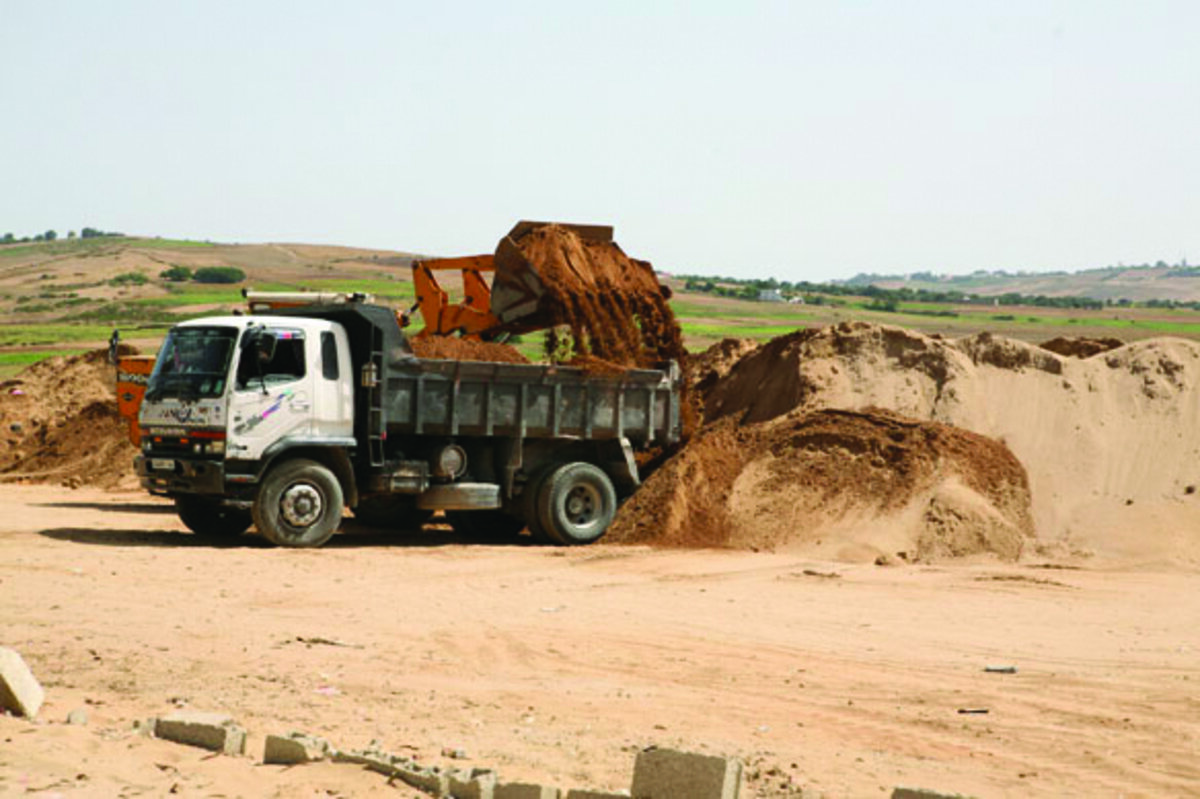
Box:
135 455 225 495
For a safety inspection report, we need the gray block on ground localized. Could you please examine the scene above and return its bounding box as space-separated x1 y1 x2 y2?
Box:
632 747 741 799
0 647 45 719
449 767 497 799
892 788 977 799
263 732 330 764
496 783 562 799
393 761 450 795
154 710 246 755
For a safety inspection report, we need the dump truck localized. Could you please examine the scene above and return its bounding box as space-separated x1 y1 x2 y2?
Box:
126 223 682 548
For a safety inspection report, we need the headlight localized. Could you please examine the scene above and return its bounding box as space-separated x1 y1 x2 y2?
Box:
208 440 225 455
141 439 152 452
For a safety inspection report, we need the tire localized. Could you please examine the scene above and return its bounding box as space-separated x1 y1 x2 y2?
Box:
520 468 557 544
536 462 617 546
252 459 344 548
446 510 526 539
175 495 252 537
353 496 433 530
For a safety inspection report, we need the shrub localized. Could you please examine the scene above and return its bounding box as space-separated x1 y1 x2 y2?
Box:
159 265 193 282
109 272 148 286
192 266 246 284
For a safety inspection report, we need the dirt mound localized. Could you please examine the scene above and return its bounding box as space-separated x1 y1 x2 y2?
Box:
498 224 686 369
693 321 1200 566
1040 336 1124 359
688 337 758 387
0 348 138 488
609 408 1033 562
410 336 528 363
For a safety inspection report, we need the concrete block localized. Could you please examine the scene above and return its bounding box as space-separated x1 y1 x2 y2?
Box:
564 791 629 799
392 761 450 795
0 647 45 719
66 708 88 725
496 783 562 799
631 747 741 799
449 767 497 799
892 788 977 799
263 732 330 765
154 710 246 755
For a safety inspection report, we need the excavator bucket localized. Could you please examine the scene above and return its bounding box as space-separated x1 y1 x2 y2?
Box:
410 221 617 339
488 221 615 333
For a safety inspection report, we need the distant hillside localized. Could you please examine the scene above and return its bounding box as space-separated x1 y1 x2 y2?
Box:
844 262 1200 303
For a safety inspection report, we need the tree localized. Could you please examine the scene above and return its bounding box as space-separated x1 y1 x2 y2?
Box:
67 230 76 239
1 233 13 244
44 230 57 241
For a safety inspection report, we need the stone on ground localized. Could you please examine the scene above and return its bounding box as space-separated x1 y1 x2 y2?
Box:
263 732 330 764
892 788 977 799
153 710 247 755
495 783 562 799
0 647 44 719
631 747 741 799
448 767 498 799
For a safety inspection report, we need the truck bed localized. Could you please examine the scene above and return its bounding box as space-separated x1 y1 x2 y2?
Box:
384 356 682 445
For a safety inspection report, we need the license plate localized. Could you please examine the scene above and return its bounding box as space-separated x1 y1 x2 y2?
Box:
151 458 175 471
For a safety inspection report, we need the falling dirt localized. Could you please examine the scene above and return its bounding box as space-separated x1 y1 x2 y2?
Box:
0 348 138 488
409 336 529 363
496 224 687 370
608 408 1033 563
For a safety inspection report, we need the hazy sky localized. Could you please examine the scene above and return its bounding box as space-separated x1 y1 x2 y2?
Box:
3 2 1197 281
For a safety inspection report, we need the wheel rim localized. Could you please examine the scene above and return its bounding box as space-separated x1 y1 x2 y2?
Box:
280 482 323 528
563 483 602 530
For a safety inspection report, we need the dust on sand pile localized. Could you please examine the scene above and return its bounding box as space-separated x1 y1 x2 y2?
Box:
696 321 1200 566
496 224 686 369
0 349 136 488
608 409 1033 562
410 336 528 363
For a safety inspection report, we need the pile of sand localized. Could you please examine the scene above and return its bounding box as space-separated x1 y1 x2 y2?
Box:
410 336 529 363
609 409 1033 562
0 349 137 488
665 321 1200 566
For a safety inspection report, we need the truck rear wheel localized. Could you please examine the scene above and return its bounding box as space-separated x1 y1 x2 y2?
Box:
253 459 344 548
536 462 617 545
175 495 252 538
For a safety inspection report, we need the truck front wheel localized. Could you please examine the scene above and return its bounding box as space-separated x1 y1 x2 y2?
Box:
253 459 344 548
175 495 252 538
536 462 617 545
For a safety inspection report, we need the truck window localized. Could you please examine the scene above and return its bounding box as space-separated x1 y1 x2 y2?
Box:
321 331 339 380
236 330 306 390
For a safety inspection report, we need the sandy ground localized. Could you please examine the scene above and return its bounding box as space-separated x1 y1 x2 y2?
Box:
2 486 1198 798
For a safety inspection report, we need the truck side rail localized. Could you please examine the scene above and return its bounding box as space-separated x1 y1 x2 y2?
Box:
384 357 681 445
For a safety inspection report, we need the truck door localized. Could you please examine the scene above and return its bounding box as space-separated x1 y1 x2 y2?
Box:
227 327 314 461
310 327 354 438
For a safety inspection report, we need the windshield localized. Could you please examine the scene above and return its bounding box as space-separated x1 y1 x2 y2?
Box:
145 326 239 401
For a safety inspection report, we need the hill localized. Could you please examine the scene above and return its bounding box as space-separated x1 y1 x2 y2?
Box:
848 262 1200 303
